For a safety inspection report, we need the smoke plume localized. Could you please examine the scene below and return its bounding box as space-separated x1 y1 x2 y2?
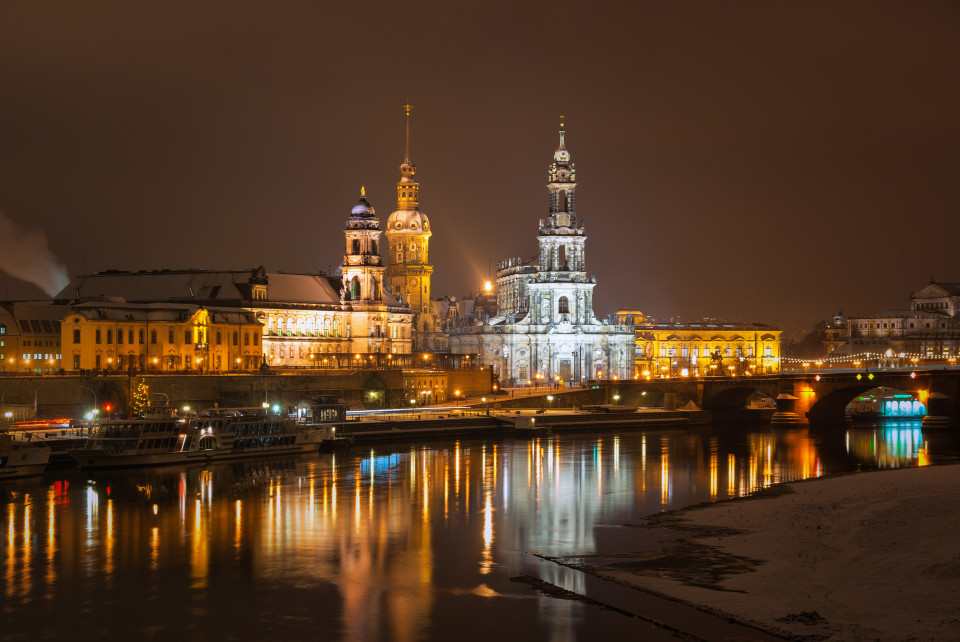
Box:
0 211 71 297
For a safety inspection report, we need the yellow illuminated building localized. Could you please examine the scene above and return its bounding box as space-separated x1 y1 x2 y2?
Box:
0 302 63 373
62 303 262 372
616 310 782 377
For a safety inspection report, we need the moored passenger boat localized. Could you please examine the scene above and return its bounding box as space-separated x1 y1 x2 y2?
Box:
68 400 344 469
0 434 52 479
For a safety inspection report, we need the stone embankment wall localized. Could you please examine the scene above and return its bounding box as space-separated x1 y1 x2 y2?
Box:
0 368 492 417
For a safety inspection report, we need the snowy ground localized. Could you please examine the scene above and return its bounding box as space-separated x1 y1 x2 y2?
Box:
588 464 960 640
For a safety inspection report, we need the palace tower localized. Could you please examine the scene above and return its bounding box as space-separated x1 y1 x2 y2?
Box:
385 105 440 351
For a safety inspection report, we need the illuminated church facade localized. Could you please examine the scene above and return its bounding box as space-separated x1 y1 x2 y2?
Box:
448 124 635 384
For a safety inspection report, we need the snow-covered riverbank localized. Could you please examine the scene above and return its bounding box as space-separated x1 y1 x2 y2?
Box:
587 464 960 640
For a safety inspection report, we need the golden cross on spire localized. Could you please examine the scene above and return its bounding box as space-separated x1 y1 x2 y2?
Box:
560 114 565 129
361 185 366 198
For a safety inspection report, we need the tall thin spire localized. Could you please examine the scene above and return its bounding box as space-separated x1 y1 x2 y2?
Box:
559 114 565 148
403 103 413 162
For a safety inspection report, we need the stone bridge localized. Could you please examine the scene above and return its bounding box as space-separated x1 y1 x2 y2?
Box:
594 370 960 426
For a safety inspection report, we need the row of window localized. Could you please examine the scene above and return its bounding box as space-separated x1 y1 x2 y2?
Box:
17 319 61 334
83 328 259 347
651 345 773 358
349 239 378 254
267 317 344 334
857 320 948 330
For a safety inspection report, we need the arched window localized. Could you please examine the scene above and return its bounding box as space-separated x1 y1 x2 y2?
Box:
232 332 238 346
324 318 331 336
350 276 361 300
558 296 569 314
558 245 567 270
371 239 377 254
333 319 339 337
216 331 222 345
558 190 567 212
352 239 360 254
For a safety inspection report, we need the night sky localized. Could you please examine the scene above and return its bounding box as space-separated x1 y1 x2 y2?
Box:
2 1 959 337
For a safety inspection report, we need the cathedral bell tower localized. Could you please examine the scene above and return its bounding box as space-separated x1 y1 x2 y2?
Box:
385 105 439 349
342 187 384 303
524 118 598 326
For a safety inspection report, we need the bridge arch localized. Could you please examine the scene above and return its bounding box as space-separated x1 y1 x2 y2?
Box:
807 385 925 425
704 386 776 410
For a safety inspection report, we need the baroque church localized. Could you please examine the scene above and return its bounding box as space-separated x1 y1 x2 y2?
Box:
447 122 635 384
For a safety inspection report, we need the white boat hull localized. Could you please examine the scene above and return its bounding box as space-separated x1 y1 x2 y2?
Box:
68 441 325 469
0 445 52 479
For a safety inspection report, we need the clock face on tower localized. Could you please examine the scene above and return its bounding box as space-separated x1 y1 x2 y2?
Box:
557 169 569 180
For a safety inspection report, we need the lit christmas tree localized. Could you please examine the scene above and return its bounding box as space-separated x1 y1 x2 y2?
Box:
130 379 149 417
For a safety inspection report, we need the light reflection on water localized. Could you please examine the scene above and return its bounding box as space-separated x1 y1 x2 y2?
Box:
2 423 958 641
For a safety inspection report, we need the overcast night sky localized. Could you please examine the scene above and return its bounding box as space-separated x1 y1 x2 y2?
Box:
1 1 959 338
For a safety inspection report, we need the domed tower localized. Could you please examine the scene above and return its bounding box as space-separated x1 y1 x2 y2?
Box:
385 105 439 350
342 187 384 303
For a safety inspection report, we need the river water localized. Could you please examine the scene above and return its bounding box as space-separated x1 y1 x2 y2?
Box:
3 421 959 641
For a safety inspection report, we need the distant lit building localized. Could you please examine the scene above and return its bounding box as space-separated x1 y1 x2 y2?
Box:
449 123 635 383
833 280 960 359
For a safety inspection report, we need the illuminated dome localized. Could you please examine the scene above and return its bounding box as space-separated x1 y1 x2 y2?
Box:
346 189 380 229
386 207 430 234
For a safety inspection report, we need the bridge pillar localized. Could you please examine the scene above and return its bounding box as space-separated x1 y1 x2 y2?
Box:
771 393 805 427
922 392 953 429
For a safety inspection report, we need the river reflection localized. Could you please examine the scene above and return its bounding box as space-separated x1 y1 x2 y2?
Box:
3 423 958 641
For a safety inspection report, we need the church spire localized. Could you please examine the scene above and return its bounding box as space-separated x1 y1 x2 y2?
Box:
403 103 413 163
397 104 419 210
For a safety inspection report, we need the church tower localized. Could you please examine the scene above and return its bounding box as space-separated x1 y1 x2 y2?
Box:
342 187 384 303
523 118 598 326
385 105 439 350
